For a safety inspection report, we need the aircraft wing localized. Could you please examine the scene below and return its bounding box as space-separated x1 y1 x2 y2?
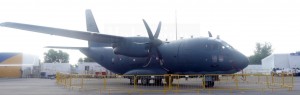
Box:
44 46 88 49
0 22 124 44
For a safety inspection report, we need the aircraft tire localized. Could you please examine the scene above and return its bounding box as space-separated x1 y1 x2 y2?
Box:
129 78 137 85
154 79 162 85
165 77 173 85
141 78 149 85
204 81 214 88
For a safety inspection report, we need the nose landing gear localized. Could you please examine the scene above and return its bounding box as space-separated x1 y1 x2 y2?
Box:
203 75 219 88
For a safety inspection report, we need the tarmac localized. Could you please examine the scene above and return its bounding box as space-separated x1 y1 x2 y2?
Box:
0 77 299 95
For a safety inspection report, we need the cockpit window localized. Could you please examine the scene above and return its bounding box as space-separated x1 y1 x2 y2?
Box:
220 41 234 50
226 45 233 49
205 40 233 51
222 46 225 49
205 42 221 51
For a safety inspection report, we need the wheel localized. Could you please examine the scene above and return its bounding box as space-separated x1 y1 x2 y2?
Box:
154 79 162 85
165 76 173 85
204 81 214 88
129 78 137 85
141 78 149 85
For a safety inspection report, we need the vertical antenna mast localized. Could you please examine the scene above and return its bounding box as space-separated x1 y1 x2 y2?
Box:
175 10 178 40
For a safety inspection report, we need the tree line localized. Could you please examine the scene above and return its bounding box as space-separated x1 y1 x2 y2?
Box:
43 49 94 63
248 42 273 64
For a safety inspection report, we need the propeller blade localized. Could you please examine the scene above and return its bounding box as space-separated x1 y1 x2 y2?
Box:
142 19 154 40
142 19 165 69
154 21 161 38
217 35 220 39
155 47 163 60
208 31 212 37
143 47 155 67
155 47 169 71
143 57 152 67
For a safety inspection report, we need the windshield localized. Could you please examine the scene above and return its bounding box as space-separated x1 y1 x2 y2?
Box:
219 40 234 50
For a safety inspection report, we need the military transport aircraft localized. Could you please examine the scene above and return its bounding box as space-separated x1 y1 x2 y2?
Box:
0 9 249 87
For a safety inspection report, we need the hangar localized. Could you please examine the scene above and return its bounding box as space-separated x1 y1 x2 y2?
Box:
0 53 39 78
262 52 300 74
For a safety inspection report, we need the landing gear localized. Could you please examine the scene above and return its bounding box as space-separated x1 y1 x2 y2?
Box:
129 76 163 85
164 76 173 85
204 81 215 88
154 79 163 85
141 78 150 85
129 78 137 85
203 75 218 88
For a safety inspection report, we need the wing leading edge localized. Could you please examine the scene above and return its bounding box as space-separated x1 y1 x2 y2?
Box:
44 46 88 49
0 22 124 44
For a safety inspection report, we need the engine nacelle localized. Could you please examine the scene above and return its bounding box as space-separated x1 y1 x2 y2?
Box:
113 42 149 57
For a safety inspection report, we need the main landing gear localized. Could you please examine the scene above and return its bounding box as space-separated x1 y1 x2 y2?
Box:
164 75 173 85
141 78 149 85
129 76 164 85
128 75 219 88
203 81 215 88
129 78 138 85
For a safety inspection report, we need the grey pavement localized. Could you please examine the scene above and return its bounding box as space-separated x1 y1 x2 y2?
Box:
0 77 300 95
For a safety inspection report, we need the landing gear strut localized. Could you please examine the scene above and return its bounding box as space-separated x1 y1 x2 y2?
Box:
203 75 219 88
141 78 150 85
129 76 163 85
203 81 215 88
164 75 173 85
154 79 163 85
129 78 137 85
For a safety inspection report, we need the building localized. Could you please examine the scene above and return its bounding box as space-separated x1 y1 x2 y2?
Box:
262 53 300 74
40 63 71 78
0 53 39 78
242 64 265 74
77 62 114 76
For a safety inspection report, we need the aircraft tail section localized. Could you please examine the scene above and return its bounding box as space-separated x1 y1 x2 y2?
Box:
85 9 109 47
86 9 99 32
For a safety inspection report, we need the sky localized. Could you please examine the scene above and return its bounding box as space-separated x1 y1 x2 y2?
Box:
0 0 300 64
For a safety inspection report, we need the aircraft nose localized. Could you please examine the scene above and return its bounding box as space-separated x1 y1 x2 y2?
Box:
235 52 249 70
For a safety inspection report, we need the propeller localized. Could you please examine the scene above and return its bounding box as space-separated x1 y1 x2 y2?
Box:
142 19 165 68
142 20 163 46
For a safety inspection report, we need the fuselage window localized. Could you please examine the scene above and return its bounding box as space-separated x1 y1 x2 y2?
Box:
218 55 224 62
112 58 115 64
212 55 217 63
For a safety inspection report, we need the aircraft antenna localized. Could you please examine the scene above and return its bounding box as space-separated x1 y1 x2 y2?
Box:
175 10 178 40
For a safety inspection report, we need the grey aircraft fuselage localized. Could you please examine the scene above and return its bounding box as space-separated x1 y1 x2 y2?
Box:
80 37 249 75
